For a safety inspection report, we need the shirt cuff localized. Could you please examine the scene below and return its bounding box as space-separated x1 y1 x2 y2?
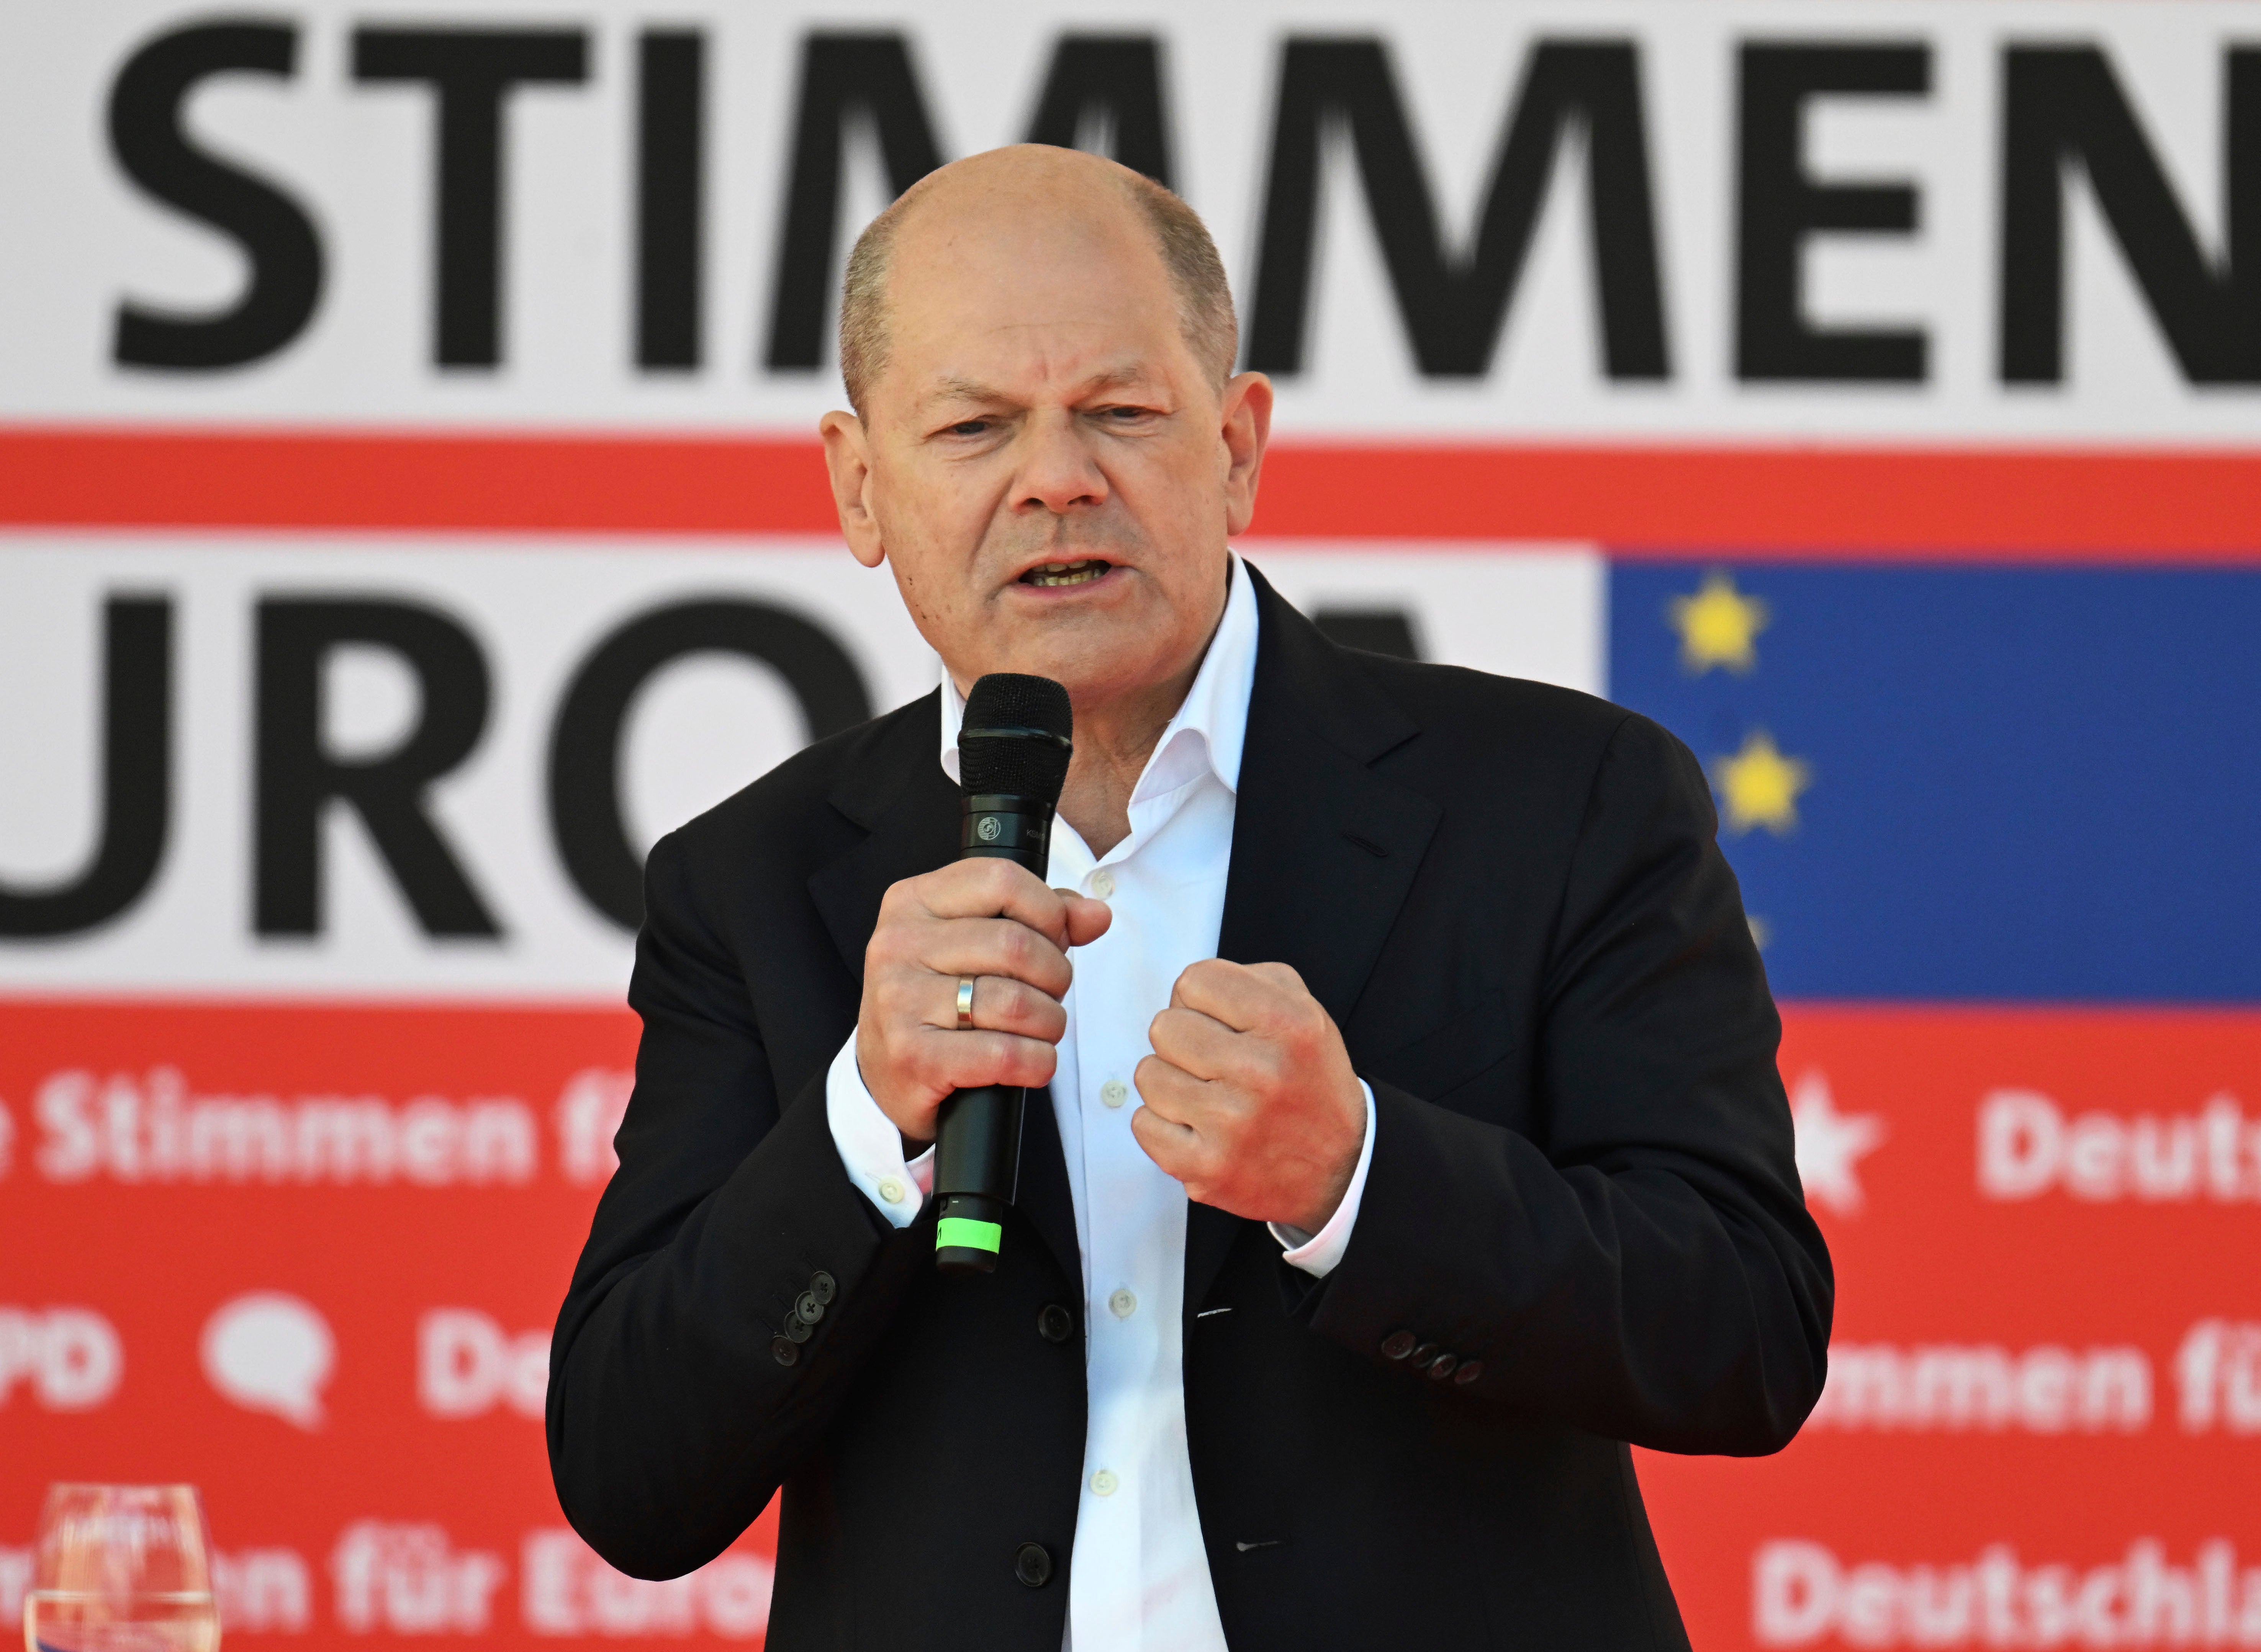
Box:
824 1031 934 1229
1269 1081 1376 1279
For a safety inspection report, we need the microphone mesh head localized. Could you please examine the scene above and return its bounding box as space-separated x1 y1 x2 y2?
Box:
960 674 1073 802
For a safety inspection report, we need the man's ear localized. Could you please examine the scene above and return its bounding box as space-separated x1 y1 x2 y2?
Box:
1218 373 1274 539
819 409 886 568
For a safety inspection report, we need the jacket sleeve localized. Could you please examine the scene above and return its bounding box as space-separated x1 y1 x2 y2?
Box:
1301 712 1834 1455
546 830 930 1579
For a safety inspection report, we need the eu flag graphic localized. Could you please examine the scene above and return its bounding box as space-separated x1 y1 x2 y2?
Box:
1609 566 2261 1002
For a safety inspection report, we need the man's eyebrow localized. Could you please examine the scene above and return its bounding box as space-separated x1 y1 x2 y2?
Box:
1080 365 1153 393
927 376 1003 407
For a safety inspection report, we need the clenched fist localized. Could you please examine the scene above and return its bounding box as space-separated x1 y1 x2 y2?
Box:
1132 959 1367 1235
857 858 1112 1145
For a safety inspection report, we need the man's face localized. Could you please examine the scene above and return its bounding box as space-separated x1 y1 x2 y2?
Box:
821 172 1269 708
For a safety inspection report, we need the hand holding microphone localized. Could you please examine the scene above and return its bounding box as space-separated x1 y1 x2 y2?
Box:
852 675 1109 1269
855 675 1362 1261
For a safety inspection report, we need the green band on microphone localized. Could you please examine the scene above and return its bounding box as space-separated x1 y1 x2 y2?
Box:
936 1216 1002 1254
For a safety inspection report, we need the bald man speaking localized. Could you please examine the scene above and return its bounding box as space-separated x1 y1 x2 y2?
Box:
548 146 1832 1651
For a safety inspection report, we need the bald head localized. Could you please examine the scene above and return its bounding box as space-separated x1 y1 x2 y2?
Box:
838 145 1236 417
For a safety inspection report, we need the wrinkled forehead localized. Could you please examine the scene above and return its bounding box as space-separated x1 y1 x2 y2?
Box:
883 207 1192 399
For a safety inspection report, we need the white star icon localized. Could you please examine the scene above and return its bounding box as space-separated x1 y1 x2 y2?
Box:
1789 1070 1886 1216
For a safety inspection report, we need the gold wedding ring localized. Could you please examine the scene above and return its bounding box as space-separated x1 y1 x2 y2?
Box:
956 976 977 1031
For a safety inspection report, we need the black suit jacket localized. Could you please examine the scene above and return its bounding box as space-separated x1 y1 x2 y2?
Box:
548 562 1833 1650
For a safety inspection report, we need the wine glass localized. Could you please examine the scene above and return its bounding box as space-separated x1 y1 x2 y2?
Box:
23 1486 219 1652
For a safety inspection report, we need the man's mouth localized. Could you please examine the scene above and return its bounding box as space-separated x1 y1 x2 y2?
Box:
1019 558 1113 588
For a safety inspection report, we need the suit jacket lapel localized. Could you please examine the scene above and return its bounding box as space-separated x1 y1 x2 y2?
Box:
1186 563 1443 1313
804 693 1083 1291
807 695 956 979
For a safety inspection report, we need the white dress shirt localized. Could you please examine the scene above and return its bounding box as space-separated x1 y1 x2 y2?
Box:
824 555 1378 1650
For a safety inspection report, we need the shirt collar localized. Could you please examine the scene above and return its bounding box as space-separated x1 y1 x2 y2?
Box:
938 551 1259 802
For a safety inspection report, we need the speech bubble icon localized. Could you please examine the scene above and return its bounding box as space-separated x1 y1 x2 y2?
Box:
201 1292 334 1431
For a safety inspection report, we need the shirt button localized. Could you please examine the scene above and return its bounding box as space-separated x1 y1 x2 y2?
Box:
1090 869 1115 899
1108 1288 1137 1320
878 1177 906 1203
1100 1080 1128 1109
1090 1469 1119 1497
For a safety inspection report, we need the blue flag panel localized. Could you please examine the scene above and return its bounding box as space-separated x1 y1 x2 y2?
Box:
1606 565 2261 1002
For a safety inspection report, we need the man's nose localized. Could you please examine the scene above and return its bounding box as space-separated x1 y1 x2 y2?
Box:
1013 412 1109 515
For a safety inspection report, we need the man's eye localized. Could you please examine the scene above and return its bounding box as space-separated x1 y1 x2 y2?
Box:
946 420 990 437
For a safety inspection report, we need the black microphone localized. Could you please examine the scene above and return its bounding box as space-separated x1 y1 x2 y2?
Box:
933 673 1074 1274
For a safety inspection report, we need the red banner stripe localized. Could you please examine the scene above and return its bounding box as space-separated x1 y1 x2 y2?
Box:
0 427 842 537
5 426 2261 557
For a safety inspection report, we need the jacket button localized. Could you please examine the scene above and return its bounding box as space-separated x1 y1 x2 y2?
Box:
1409 1342 1442 1369
785 1317 813 1343
809 1271 837 1305
1038 1304 1075 1344
795 1290 825 1323
1426 1353 1459 1380
770 1336 799 1367
1380 1331 1416 1360
1014 1542 1053 1587
1453 1361 1483 1386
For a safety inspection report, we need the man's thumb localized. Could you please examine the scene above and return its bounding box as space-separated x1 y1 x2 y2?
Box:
1063 891 1114 946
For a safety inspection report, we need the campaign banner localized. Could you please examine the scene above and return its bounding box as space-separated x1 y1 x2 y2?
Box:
8 994 2256 1647
4 2 2258 1648
7 0 2261 444
0 540 1597 992
1638 1007 2261 1651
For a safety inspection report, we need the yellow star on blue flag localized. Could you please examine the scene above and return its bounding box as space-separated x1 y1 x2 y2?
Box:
1670 571 1770 675
1715 730 1812 835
